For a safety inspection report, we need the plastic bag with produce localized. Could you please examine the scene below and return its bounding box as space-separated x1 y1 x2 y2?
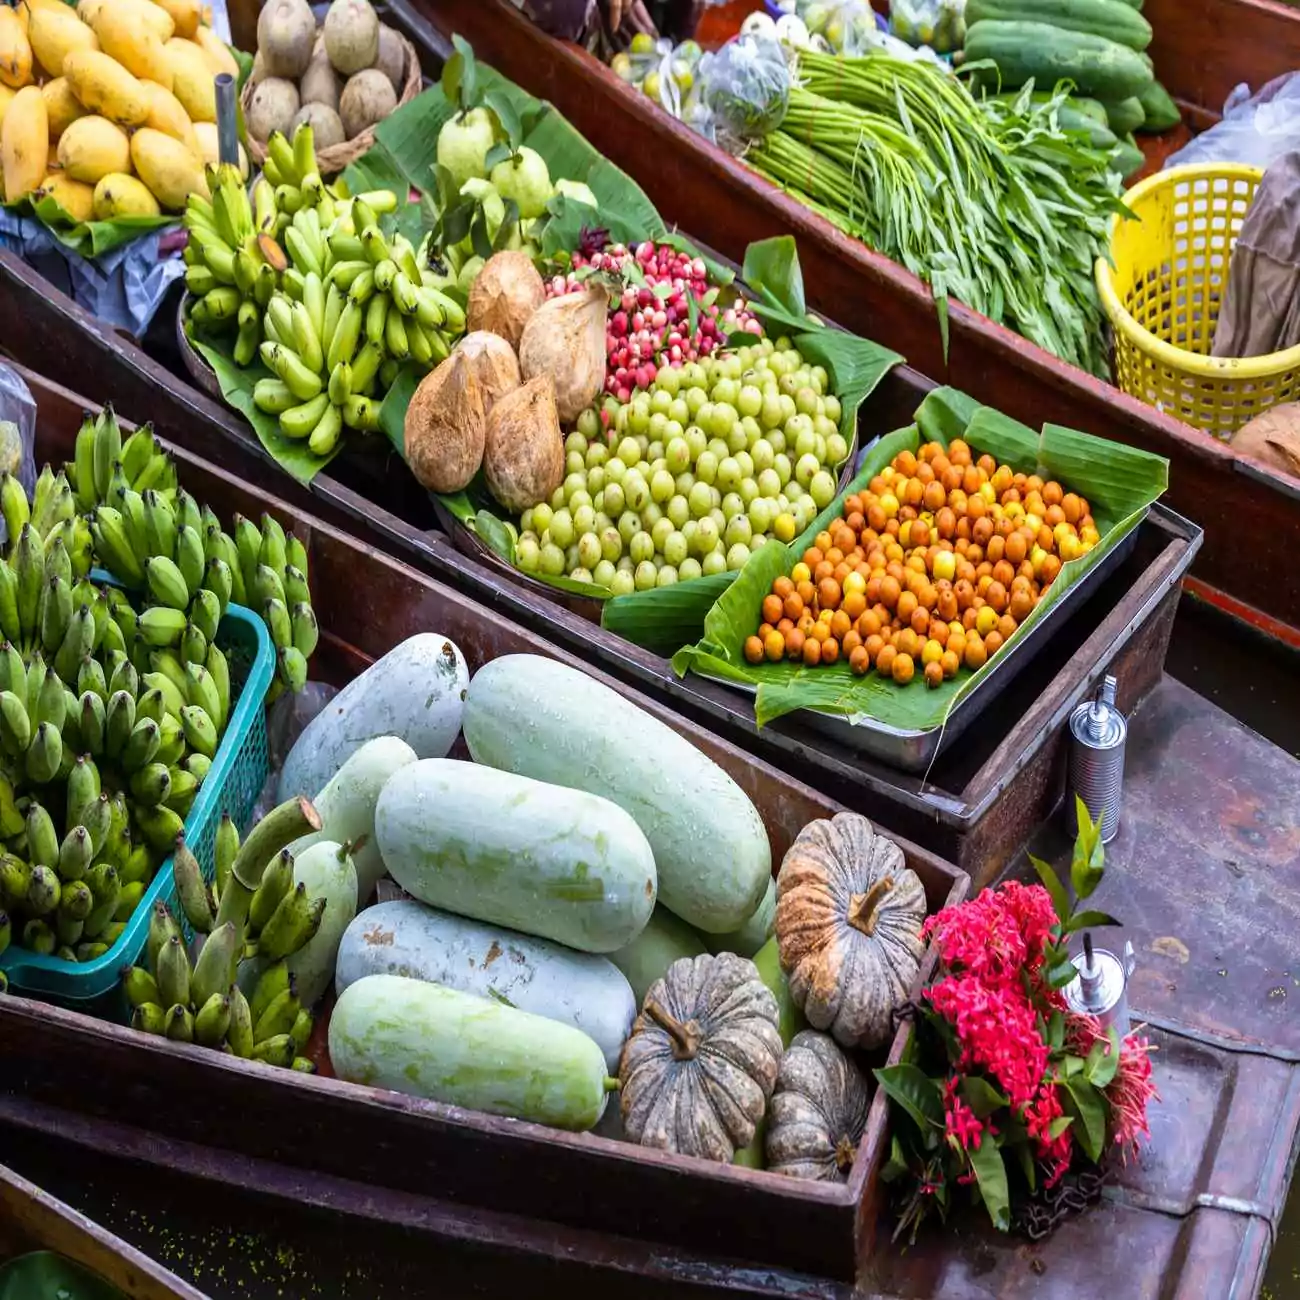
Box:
610 32 705 119
791 0 883 55
698 32 791 144
889 0 966 54
1165 72 1300 171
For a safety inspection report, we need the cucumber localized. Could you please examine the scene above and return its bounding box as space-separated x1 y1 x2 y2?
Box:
267 840 357 1007
1108 133 1144 180
278 635 468 806
964 21 1154 101
966 0 1151 49
288 736 419 908
375 758 657 954
335 900 637 1071
462 655 771 934
1137 79 1181 132
1102 96 1145 135
329 974 613 1130
608 906 707 1004
705 877 775 958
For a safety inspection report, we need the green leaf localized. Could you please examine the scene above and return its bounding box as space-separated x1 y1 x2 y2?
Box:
1030 854 1071 927
484 140 514 173
960 1076 1008 1119
968 1139 1011 1231
493 198 520 253
469 208 494 261
1048 961 1080 990
473 509 516 563
484 87 523 149
874 1064 945 1132
882 1134 910 1183
185 325 341 485
1063 1078 1106 1162
453 33 478 109
741 236 807 318
1048 1115 1075 1139
1011 1137 1037 1191
378 363 422 456
440 48 464 109
1087 1028 1121 1088
1064 909 1122 934
1046 1010 1065 1050
6 192 174 259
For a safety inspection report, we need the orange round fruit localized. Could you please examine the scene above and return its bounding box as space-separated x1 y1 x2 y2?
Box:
762 594 784 625
849 645 871 675
924 660 944 689
764 631 785 662
744 635 764 664
876 644 897 677
892 652 915 684
802 637 822 666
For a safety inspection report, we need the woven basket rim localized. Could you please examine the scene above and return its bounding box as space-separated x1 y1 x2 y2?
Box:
242 30 422 178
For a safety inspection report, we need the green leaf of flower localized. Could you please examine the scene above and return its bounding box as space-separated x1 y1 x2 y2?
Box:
1030 854 1071 925
968 1138 1011 1231
1064 909 1122 934
1064 1077 1107 1162
960 1075 1009 1118
874 1064 945 1132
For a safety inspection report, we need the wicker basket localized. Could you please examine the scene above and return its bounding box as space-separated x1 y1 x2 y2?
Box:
241 31 423 178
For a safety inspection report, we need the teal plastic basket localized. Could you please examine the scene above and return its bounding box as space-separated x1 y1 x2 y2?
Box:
0 584 274 1009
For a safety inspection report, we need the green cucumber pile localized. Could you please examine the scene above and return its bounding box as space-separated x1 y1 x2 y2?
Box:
964 0 1182 175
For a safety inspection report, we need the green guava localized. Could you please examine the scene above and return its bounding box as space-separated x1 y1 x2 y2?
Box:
436 106 498 190
489 145 553 221
554 178 598 208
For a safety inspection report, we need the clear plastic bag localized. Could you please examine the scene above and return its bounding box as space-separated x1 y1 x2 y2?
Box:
609 35 706 123
699 32 791 142
792 0 883 55
0 361 39 523
1165 72 1300 170
889 0 966 53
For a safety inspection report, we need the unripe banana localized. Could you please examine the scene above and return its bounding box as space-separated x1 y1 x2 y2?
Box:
190 589 221 644
58 826 94 882
257 883 325 961
139 606 187 648
259 342 323 402
121 717 162 772
279 393 331 440
129 761 171 807
277 646 309 692
146 556 191 611
175 526 206 598
25 721 62 785
308 402 343 457
249 848 294 934
180 704 218 759
165 1004 195 1043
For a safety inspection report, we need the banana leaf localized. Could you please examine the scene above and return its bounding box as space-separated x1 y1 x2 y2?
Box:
673 388 1168 729
5 192 174 259
185 323 346 485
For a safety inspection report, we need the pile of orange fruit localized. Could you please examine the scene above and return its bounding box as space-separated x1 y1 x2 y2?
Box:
742 438 1101 688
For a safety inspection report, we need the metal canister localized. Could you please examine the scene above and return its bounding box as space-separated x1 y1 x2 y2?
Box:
1067 674 1127 843
1063 935 1136 1039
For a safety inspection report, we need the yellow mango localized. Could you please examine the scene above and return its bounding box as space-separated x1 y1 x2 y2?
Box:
63 49 148 127
129 125 205 209
93 169 159 218
164 36 213 121
75 0 104 26
0 85 15 130
149 0 200 40
91 3 172 89
56 111 129 182
98 0 172 42
191 23 236 79
36 166 94 221
28 3 98 77
41 76 86 141
193 120 246 177
0 8 34 89
2 85 47 199
139 79 198 156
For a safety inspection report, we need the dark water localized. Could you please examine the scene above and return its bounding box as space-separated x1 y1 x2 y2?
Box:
1165 593 1300 1298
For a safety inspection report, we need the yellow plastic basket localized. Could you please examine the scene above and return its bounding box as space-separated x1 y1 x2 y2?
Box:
1096 162 1300 440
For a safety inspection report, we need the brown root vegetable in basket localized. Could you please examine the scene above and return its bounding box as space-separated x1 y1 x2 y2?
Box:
1231 405 1300 480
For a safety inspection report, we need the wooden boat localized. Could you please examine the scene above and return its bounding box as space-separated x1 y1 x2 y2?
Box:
0 1160 204 1299
392 0 1300 637
2 366 1299 1300
11 363 968 1284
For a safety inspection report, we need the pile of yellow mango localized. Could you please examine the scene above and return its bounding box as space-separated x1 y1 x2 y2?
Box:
0 0 242 224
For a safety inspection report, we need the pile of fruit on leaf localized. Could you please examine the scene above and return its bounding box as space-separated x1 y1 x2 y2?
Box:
747 438 1101 683
0 0 242 221
406 240 851 594
0 404 318 975
247 0 408 159
184 123 465 457
123 793 351 1070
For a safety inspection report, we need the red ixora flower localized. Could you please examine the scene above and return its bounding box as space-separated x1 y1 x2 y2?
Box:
1066 1013 1160 1155
1024 1083 1073 1187
922 882 1059 990
943 1076 986 1152
926 973 1049 1110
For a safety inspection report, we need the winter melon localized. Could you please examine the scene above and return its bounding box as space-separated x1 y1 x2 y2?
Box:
329 973 613 1130
462 655 771 933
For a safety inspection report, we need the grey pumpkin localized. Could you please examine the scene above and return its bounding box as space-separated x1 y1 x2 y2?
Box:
775 812 926 1049
765 1030 872 1182
618 951 783 1163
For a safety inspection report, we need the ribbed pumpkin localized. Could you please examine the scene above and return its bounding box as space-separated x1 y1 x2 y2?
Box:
766 1030 872 1182
775 812 926 1049
618 952 782 1163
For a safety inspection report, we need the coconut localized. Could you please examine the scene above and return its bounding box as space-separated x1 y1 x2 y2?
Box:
299 46 340 111
323 0 379 75
466 250 546 350
246 78 301 144
291 102 346 151
404 352 485 493
484 375 564 513
257 0 315 79
454 331 521 417
518 285 608 423
374 22 405 92
339 68 395 139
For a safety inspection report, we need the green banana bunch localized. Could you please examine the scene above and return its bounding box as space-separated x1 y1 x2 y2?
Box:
184 164 287 364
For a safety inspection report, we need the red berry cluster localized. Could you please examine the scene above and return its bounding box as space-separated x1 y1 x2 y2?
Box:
546 240 762 403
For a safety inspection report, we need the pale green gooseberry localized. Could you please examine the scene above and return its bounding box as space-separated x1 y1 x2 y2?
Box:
516 537 540 572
